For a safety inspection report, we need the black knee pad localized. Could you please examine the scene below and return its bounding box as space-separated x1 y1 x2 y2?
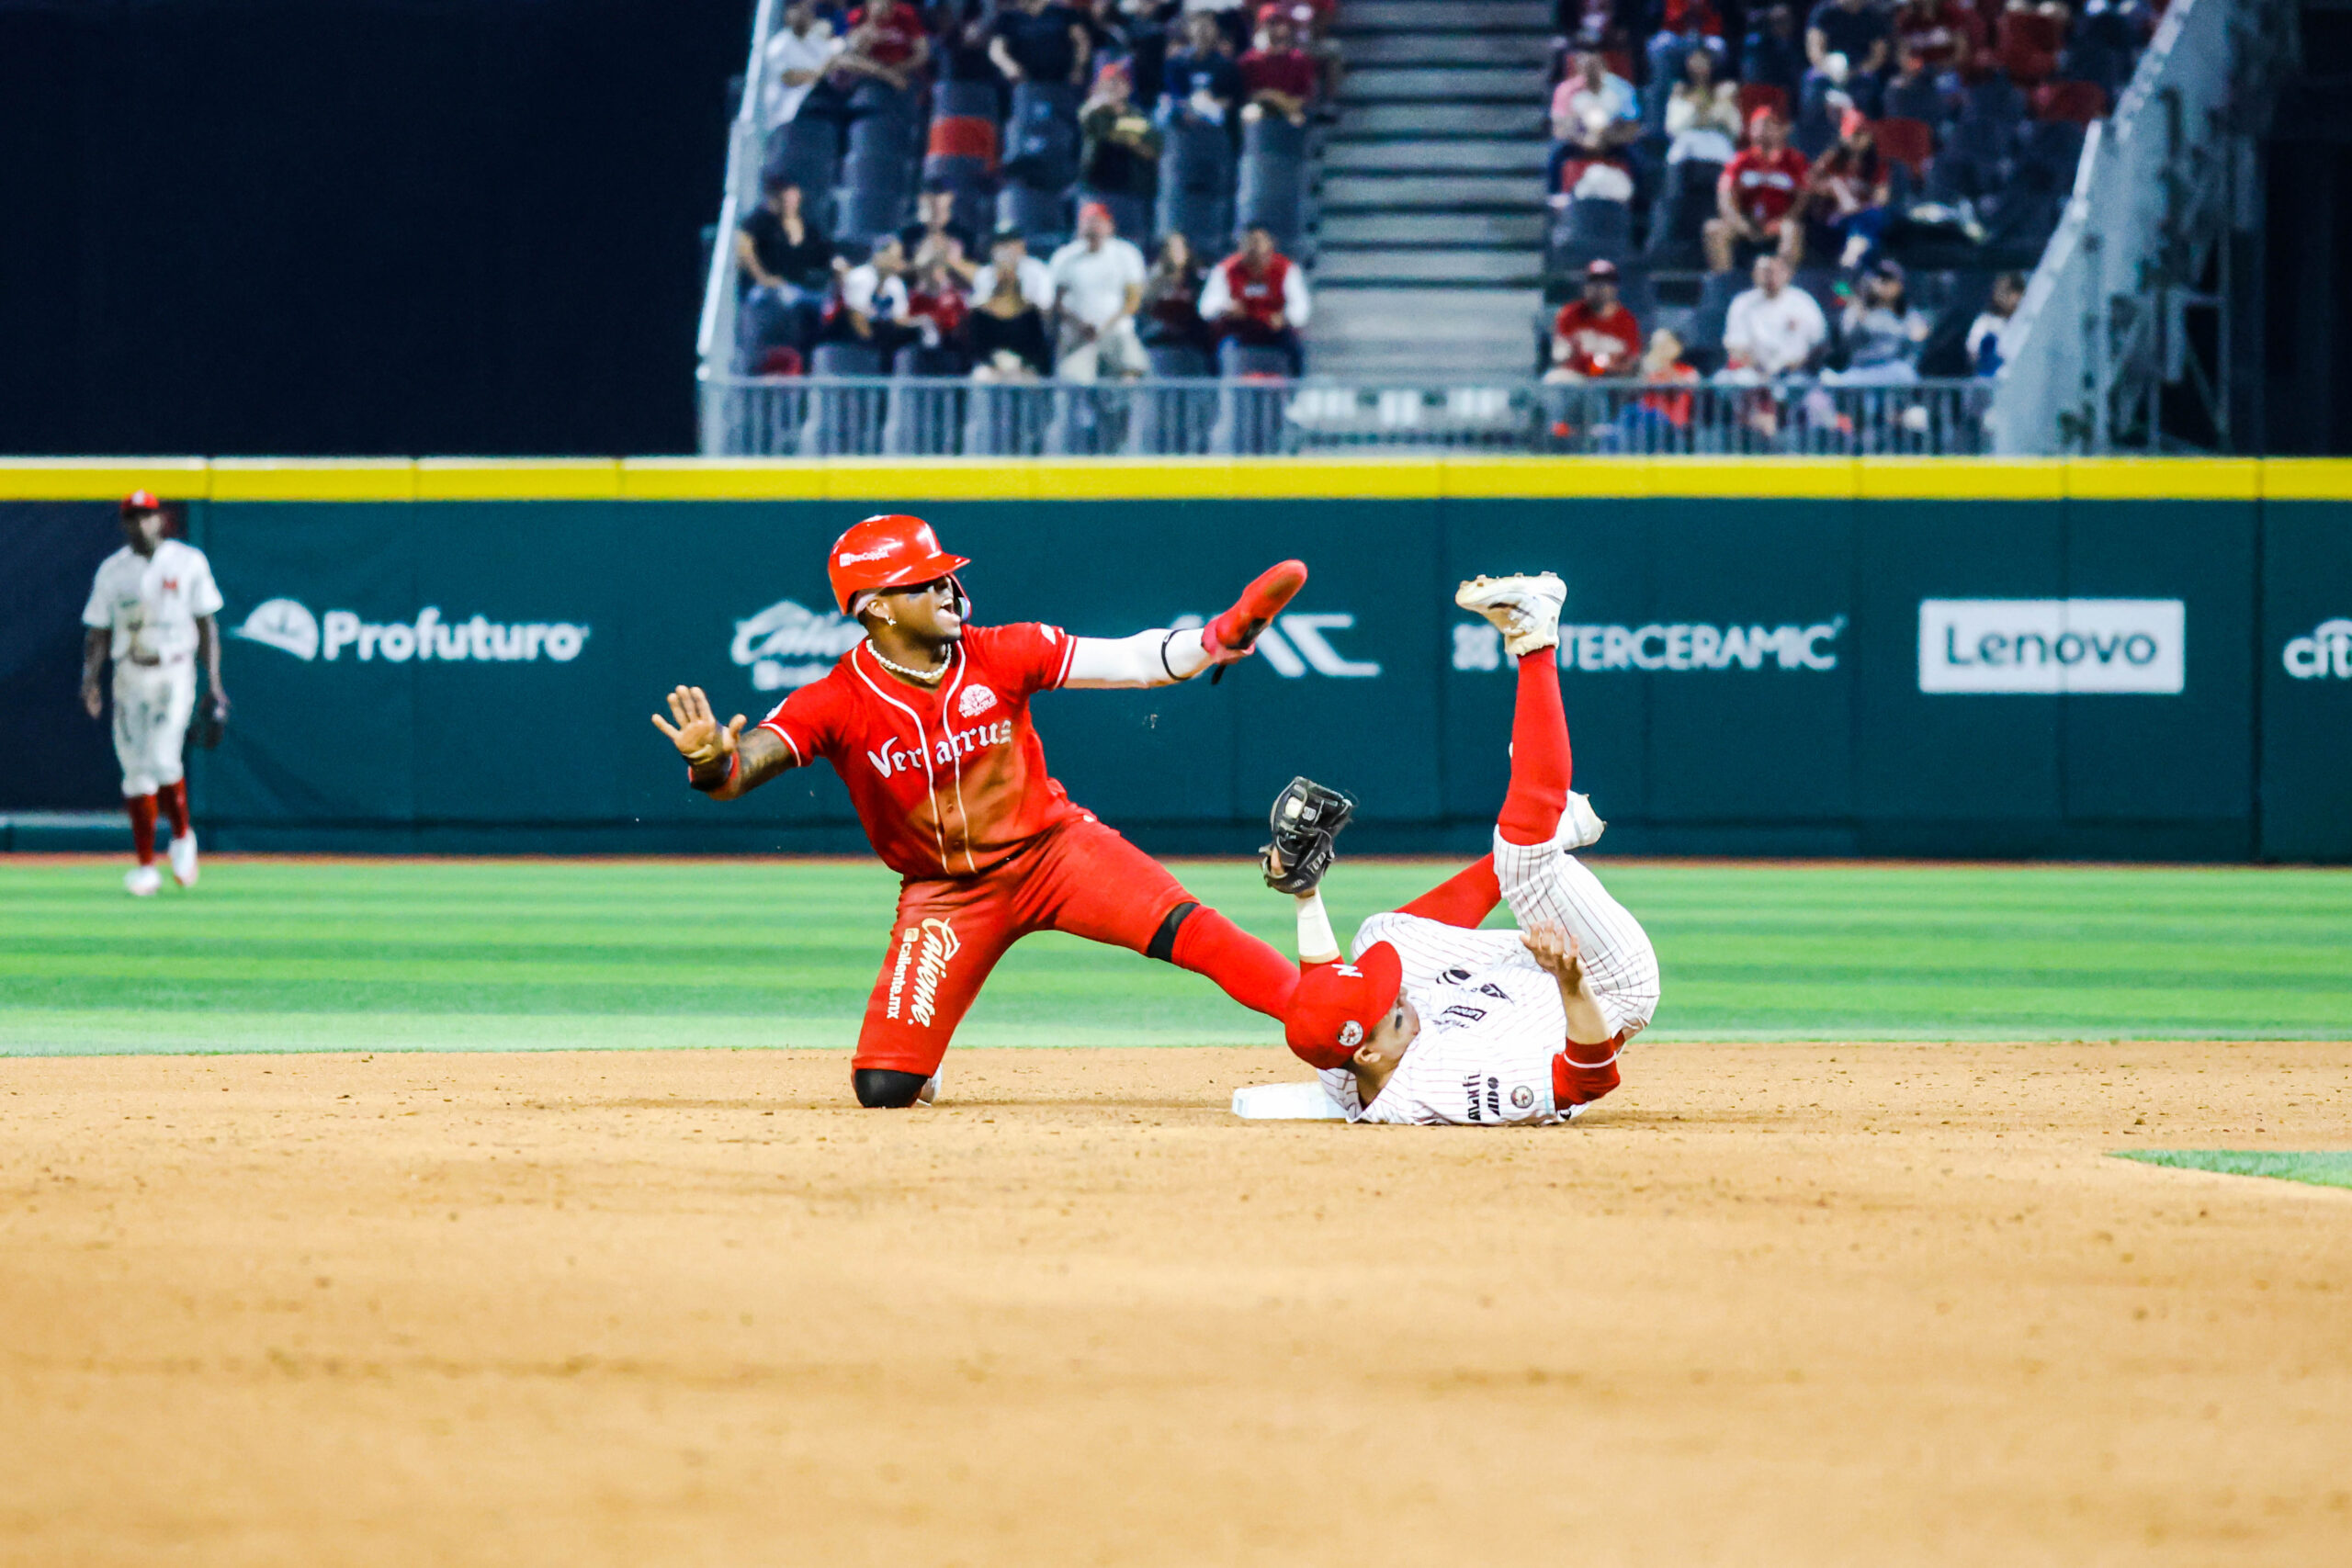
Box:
1146 900 1201 963
853 1067 930 1109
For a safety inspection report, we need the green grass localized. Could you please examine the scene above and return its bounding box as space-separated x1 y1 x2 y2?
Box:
2113 1150 2352 1190
3 859 2350 1055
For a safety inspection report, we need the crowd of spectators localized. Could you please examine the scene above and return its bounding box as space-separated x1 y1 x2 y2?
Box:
1538 0 2157 410
734 0 1338 381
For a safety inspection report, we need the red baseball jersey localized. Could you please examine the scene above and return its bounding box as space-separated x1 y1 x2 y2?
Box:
758 624 1082 880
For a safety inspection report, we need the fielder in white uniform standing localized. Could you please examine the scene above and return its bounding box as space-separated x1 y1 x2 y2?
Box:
80 491 229 897
1276 571 1661 1125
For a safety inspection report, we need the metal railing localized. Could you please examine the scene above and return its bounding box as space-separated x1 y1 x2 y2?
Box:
1990 0 2293 453
699 372 1995 457
695 0 785 455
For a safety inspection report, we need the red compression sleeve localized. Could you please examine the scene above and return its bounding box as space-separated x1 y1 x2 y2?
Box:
1170 907 1298 1021
1496 649 1573 847
159 779 191 838
1397 855 1502 929
126 794 158 865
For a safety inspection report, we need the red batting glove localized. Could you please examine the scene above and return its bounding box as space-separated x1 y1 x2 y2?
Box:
1202 559 1307 664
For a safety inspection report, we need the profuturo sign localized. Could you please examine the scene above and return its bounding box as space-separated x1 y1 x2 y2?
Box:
233 599 591 664
1917 599 2184 694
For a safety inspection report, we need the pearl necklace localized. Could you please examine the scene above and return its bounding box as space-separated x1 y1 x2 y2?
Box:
869 642 948 683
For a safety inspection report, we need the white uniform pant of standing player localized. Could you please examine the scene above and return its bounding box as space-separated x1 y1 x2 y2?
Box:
112 660 198 798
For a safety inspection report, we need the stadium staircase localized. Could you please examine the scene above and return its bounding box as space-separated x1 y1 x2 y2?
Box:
1311 0 1553 378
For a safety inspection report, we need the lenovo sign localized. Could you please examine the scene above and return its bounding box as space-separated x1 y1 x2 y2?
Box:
1918 599 2185 694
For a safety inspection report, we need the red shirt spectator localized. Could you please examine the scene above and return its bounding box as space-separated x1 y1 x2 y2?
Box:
1721 141 1810 231
905 274 968 343
1258 0 1336 34
846 0 927 71
1549 263 1643 379
1658 0 1725 38
1238 41 1316 101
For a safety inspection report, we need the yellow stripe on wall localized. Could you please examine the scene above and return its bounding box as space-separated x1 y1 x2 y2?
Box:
0 456 2346 503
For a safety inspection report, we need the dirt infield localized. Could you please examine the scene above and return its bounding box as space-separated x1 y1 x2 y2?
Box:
4 1043 2347 1566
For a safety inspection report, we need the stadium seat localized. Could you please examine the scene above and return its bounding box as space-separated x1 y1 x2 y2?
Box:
800 343 888 454
925 114 998 169
1078 188 1153 250
1883 72 1949 126
1548 196 1633 277
1237 151 1309 255
1997 10 2064 86
2031 80 2109 125
1157 183 1233 266
849 107 919 162
835 152 915 240
996 180 1070 246
1736 81 1791 127
933 77 1000 121
763 116 842 194
1873 117 1935 179
1642 158 1723 269
751 344 805 377
1003 81 1080 188
964 381 1052 456
1242 113 1309 163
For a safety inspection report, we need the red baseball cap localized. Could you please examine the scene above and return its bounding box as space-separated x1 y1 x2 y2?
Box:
1283 943 1403 1069
826 513 971 615
119 489 165 517
1747 105 1781 133
1078 200 1114 228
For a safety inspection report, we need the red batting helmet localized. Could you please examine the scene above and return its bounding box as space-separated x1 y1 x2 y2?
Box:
1283 942 1404 1069
120 489 166 519
826 513 971 615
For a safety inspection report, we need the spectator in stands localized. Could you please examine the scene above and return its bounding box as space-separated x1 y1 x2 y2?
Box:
1797 108 1893 270
928 1 1001 83
974 224 1057 310
1894 0 1981 86
830 234 920 358
1183 0 1254 53
905 255 973 368
1804 0 1893 118
1238 12 1316 126
1140 231 1209 355
1048 201 1151 380
1545 260 1643 383
826 0 932 106
1644 0 1727 129
1705 107 1809 272
736 180 842 355
1720 253 1828 379
1107 0 1179 106
900 187 981 289
762 1 844 130
1612 328 1702 445
1080 60 1162 232
1968 270 2027 376
1201 223 1309 374
1823 258 1928 384
1549 50 1643 198
968 262 1056 381
1741 4 1808 106
990 0 1091 87
1664 46 1742 166
1258 0 1343 107
1881 50 1947 123
1161 10 1242 127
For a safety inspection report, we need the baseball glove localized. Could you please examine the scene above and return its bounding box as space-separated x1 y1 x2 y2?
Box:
187 695 228 752
1261 775 1356 895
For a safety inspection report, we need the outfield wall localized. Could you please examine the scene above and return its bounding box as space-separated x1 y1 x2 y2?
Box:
7 457 2349 861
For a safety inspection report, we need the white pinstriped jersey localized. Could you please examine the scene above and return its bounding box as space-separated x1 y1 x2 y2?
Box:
1317 832 1662 1126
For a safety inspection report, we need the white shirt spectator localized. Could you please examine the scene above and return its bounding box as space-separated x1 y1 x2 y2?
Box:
1664 82 1741 164
1047 235 1148 328
1550 71 1639 140
841 263 910 321
1198 258 1311 327
973 254 1056 312
762 19 842 129
1968 307 2020 376
1724 281 1826 375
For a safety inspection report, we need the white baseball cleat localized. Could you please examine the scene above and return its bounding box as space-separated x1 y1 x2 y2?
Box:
168 829 199 888
125 864 163 897
1559 791 1607 851
917 1072 942 1106
1456 572 1566 658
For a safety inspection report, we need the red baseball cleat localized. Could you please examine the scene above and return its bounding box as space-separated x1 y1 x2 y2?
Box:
1203 559 1308 664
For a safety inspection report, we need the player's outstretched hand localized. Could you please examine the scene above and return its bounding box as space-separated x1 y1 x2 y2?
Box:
650 684 745 769
1520 922 1589 992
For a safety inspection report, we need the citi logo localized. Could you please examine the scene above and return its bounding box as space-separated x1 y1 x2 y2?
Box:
1919 599 2183 694
234 600 588 664
2281 619 2352 681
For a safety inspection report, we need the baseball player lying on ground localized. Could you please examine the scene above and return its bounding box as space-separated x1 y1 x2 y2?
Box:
1261 571 1661 1125
653 513 1308 1109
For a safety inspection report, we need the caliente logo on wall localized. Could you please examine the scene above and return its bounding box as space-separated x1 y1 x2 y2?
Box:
233 600 590 663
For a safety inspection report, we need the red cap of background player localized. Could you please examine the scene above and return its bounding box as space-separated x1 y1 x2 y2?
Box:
120 489 164 518
1283 942 1403 1069
826 513 972 615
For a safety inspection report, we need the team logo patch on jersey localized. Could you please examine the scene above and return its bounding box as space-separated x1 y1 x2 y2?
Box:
1510 1085 1535 1110
1437 1004 1487 1027
958 683 998 718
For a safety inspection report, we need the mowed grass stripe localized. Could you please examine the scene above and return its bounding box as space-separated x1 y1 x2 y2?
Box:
2115 1150 2352 1190
4 860 2349 1054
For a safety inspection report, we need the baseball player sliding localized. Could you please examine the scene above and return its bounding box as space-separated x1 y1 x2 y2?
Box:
653 513 1308 1109
1263 571 1661 1124
80 491 229 897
